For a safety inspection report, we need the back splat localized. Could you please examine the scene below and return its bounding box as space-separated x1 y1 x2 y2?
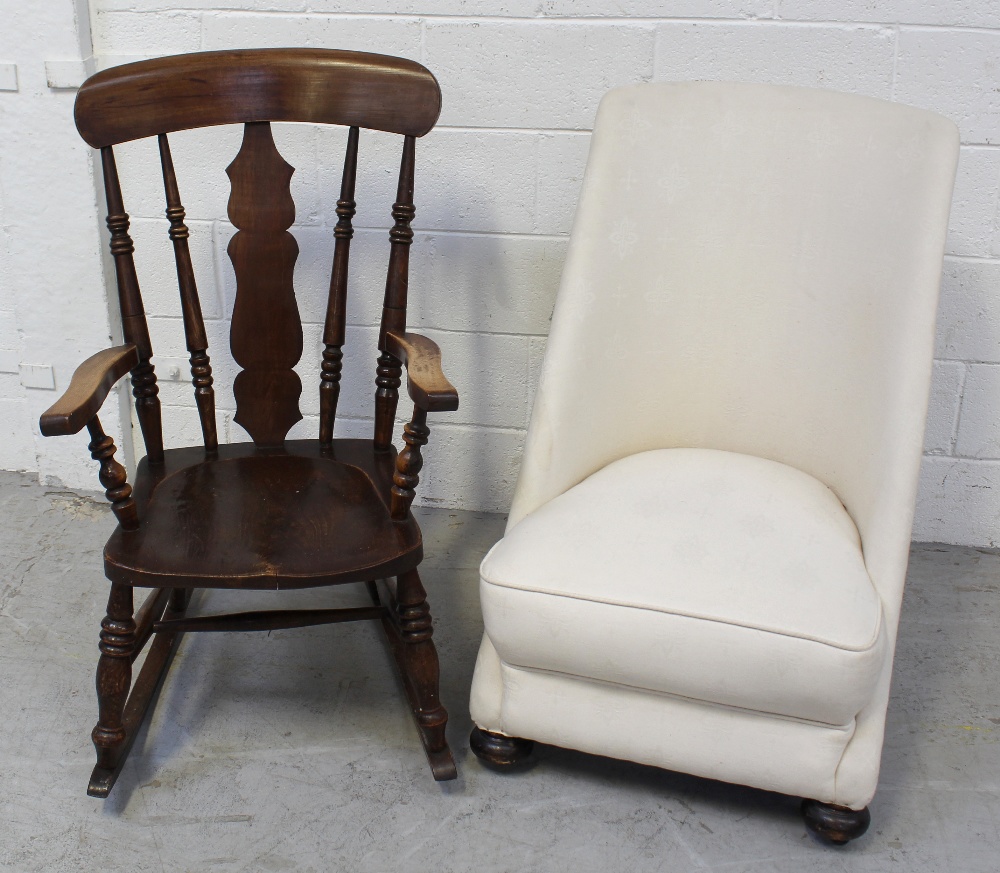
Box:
227 121 303 447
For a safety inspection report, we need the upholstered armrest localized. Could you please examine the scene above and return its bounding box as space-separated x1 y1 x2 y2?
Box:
39 344 138 437
384 331 459 413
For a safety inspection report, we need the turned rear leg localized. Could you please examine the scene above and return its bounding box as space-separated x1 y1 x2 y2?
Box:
802 799 871 845
469 727 534 769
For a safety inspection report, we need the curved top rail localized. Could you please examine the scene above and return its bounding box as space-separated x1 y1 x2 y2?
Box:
75 48 442 146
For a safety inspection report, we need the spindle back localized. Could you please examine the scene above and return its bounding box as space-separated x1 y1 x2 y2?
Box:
74 49 441 453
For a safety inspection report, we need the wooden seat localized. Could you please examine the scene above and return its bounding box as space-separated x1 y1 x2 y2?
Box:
104 441 422 589
38 49 459 797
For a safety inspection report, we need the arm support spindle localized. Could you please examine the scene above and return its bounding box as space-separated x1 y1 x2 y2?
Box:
39 346 141 531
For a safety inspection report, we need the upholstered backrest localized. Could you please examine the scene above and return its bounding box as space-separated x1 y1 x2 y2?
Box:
510 82 958 607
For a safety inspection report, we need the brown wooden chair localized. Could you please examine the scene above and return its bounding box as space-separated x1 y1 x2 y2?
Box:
38 49 458 797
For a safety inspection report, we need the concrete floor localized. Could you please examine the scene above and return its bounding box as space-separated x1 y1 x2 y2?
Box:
1 470 998 872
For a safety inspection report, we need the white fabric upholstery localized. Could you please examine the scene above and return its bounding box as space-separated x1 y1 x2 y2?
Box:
481 448 886 727
470 81 959 810
480 638 857 803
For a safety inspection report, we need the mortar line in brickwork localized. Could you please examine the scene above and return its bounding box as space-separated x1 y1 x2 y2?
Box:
950 364 970 456
193 13 1000 33
361 325 548 339
340 227 570 241
114 216 570 241
319 324 548 341
98 10 1000 33
204 11 752 24
888 23 1000 34
934 358 1000 367
309 324 547 339
890 25 900 99
146 314 548 341
335 328 548 341
699 18 1000 33
313 415 529 433
943 253 1000 264
532 134 542 236
924 453 1000 464
436 125 592 135
404 421 528 436
290 413 528 437
151 416 517 440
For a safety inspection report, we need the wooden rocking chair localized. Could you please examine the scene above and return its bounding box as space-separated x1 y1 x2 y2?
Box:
39 49 458 797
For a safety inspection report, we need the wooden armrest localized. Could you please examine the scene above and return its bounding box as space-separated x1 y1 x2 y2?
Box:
39 344 138 436
384 331 459 412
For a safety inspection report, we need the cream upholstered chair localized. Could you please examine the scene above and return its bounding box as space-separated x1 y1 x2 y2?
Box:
468 82 959 844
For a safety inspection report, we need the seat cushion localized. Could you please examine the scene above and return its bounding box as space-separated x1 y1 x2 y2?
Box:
480 448 886 726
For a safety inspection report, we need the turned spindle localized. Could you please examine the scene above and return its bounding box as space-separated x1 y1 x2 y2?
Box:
86 416 139 531
101 146 164 464
158 133 217 453
375 136 416 450
320 126 359 446
391 405 429 519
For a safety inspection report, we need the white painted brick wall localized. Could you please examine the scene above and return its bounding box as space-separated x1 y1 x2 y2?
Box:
0 0 126 490
7 1 998 544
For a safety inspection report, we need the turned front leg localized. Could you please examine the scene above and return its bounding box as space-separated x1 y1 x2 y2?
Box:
391 405 429 520
395 568 448 753
92 582 136 770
